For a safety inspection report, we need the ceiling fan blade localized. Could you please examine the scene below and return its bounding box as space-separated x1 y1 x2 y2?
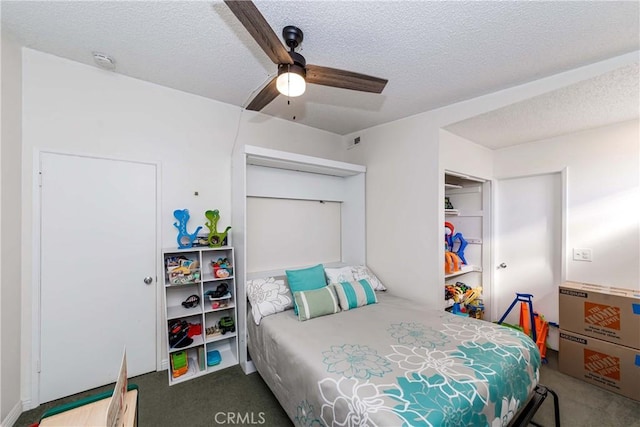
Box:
224 0 293 65
246 76 280 111
306 64 388 93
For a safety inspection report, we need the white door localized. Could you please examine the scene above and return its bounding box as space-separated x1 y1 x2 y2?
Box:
494 173 562 347
39 152 157 403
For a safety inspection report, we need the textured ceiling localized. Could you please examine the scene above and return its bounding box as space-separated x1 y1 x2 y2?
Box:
2 0 639 142
445 62 640 149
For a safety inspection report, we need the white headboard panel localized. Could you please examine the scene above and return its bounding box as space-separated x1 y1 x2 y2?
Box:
232 145 366 374
246 162 365 266
246 197 341 272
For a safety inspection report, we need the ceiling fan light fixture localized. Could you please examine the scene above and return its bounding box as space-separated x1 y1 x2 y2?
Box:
276 63 306 97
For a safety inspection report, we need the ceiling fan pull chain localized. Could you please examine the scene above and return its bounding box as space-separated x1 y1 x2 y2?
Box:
286 63 291 104
286 64 292 115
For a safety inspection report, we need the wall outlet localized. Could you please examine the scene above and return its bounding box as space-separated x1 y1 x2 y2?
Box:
573 248 593 262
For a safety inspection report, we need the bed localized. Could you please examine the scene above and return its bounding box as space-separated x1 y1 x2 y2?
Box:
247 285 555 427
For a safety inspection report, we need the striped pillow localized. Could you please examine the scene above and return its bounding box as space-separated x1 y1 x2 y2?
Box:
333 280 377 310
293 286 341 321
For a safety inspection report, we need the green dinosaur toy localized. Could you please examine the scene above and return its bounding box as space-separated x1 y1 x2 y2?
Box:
204 209 231 247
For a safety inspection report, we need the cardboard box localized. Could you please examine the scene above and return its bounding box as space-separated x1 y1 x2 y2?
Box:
559 281 640 349
559 330 640 401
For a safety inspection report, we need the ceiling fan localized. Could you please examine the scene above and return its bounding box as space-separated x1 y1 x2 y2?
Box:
224 0 388 111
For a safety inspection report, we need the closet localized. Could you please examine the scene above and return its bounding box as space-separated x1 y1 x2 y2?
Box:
443 170 492 316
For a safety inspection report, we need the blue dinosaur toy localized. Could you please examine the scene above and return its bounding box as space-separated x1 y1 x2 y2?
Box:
173 209 203 249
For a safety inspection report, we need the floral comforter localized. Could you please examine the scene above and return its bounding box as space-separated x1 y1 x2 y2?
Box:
247 293 540 427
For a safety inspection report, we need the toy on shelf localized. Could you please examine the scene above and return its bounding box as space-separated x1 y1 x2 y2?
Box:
173 209 203 249
211 300 229 310
187 322 202 337
445 250 462 274
171 351 188 378
181 294 200 309
204 209 231 247
206 325 221 338
207 350 221 366
168 319 193 349
445 282 484 319
444 196 455 210
218 316 235 335
166 257 200 285
165 255 188 270
444 221 469 270
204 282 232 309
205 282 229 298
192 235 210 247
211 258 233 278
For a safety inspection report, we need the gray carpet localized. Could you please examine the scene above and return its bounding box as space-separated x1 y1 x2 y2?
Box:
15 365 290 427
530 350 639 427
15 350 640 426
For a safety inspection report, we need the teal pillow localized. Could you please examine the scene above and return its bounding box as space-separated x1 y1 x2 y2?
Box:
332 279 377 311
293 287 341 321
286 264 327 314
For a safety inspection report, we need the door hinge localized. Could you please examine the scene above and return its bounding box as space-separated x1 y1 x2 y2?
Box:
38 171 43 188
37 359 41 373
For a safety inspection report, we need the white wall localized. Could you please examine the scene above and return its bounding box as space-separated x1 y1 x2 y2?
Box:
439 129 493 180
1 30 23 426
494 120 640 290
345 121 441 307
237 112 345 162
20 49 343 407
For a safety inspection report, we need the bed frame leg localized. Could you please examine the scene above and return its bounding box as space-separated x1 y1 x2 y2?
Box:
529 386 560 427
510 384 560 427
548 387 560 427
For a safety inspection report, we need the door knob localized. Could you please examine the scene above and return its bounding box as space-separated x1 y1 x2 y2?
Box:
144 276 153 285
498 263 507 269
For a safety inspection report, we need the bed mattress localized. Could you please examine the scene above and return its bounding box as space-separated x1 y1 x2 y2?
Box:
247 293 540 427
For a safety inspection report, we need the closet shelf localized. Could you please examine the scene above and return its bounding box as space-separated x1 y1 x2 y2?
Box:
445 210 484 217
456 210 484 217
445 264 482 279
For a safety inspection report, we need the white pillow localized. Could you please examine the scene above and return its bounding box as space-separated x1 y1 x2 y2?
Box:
324 266 355 284
351 265 387 291
246 277 293 325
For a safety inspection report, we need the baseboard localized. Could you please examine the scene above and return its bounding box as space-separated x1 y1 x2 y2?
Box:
21 398 34 411
0 400 22 427
547 327 559 351
161 358 168 371
241 360 256 374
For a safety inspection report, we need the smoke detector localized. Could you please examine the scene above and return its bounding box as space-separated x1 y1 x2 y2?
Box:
92 52 116 71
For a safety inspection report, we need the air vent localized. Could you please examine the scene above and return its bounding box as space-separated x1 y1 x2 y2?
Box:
92 52 116 71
